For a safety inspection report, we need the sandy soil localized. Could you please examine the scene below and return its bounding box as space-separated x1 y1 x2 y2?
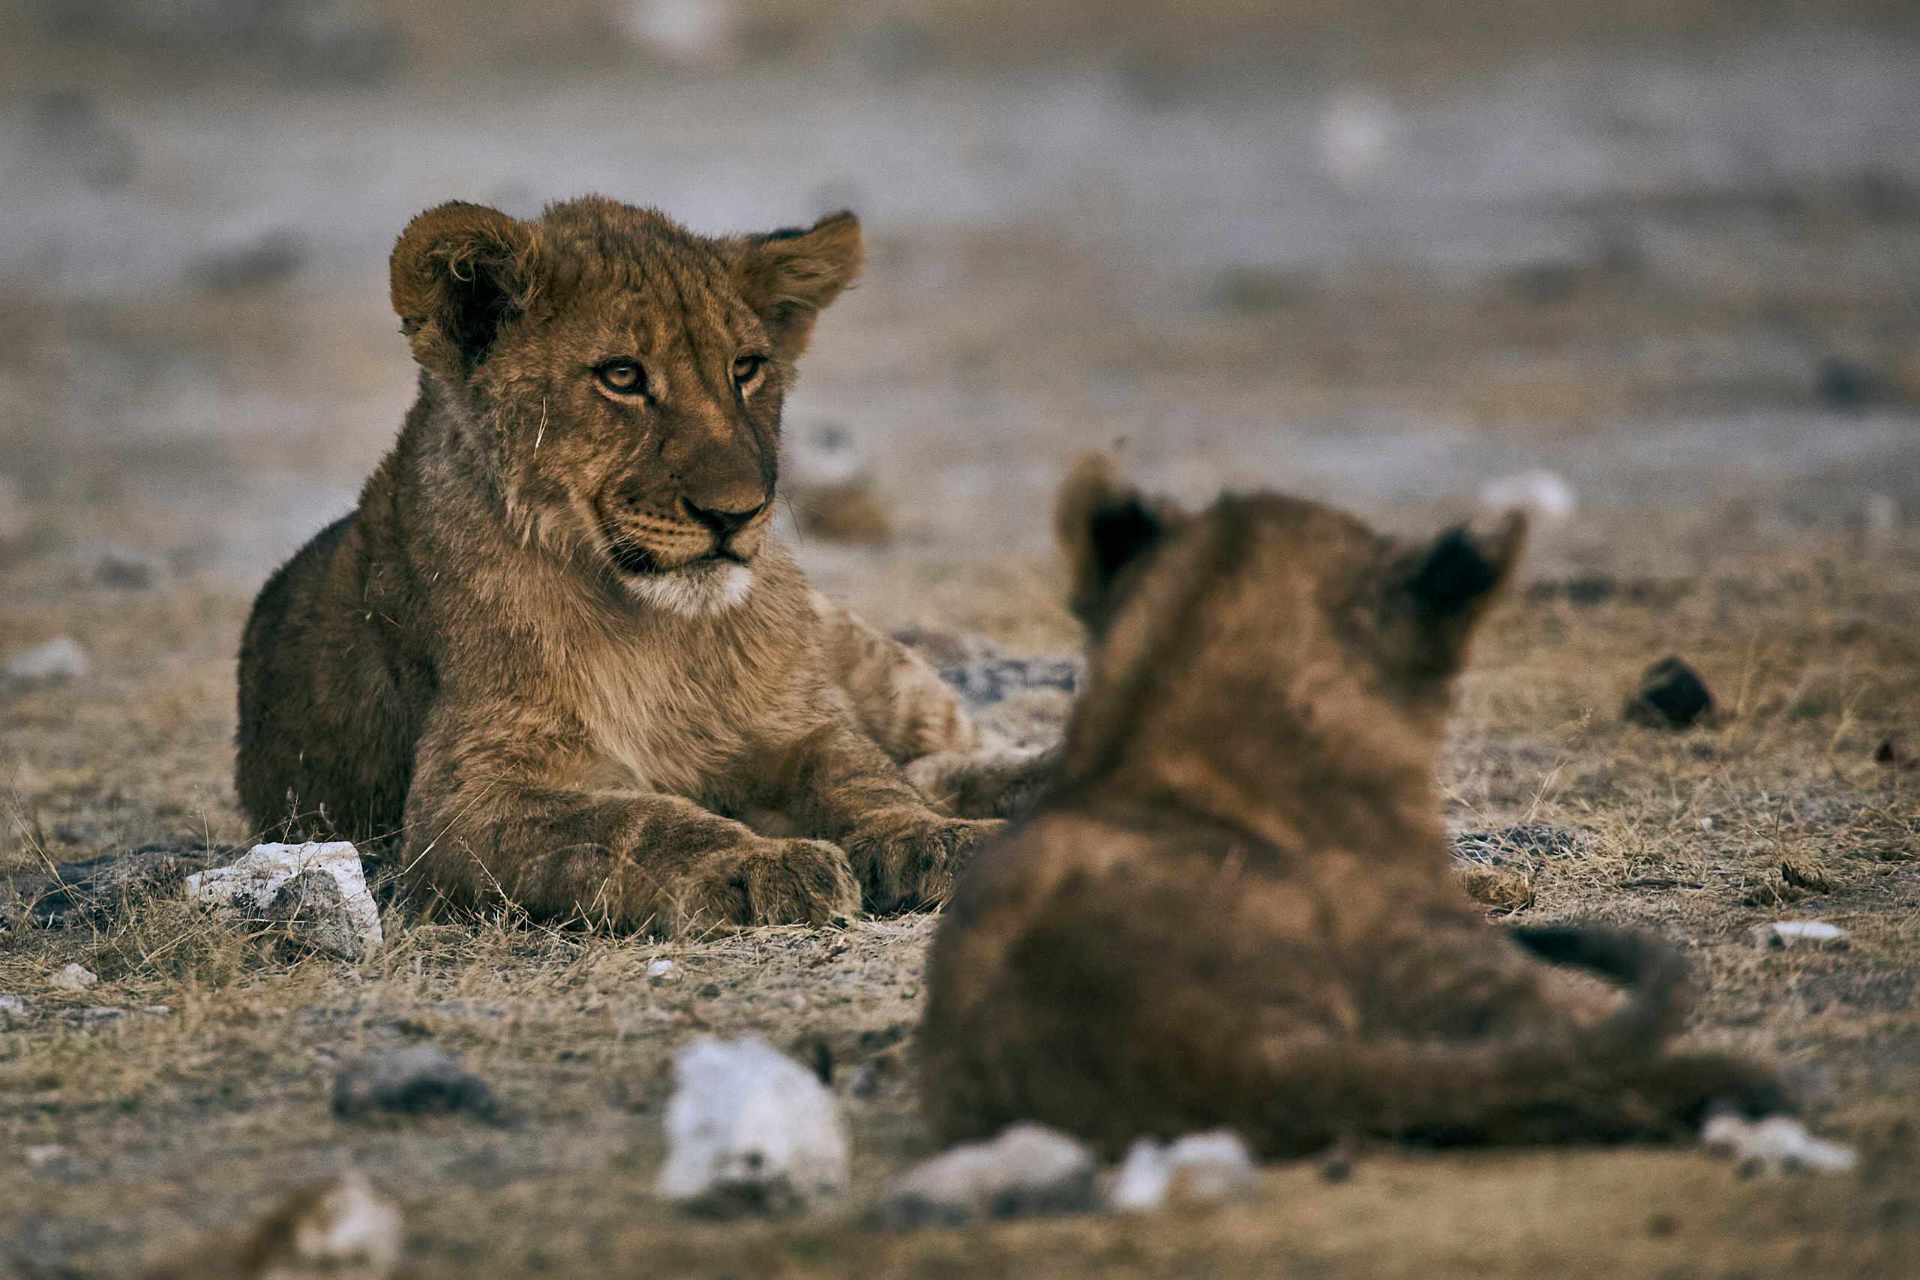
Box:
2 4 1918 1276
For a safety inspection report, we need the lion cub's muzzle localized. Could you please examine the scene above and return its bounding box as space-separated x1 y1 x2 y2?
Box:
599 488 775 577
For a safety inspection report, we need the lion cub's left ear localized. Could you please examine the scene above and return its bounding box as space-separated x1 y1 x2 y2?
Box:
1055 453 1183 629
734 210 864 363
1391 509 1528 673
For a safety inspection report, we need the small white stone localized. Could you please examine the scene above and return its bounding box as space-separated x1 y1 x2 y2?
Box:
185 841 383 957
657 1036 849 1216
874 1123 1098 1227
49 963 98 992
1318 88 1400 188
1108 1130 1258 1212
0 994 27 1023
616 0 741 65
284 1172 404 1273
25 1144 66 1168
1750 921 1849 951
6 637 90 683
1480 470 1578 526
1701 1112 1857 1175
646 958 677 981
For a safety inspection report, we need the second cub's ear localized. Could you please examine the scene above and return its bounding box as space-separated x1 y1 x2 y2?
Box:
1392 509 1527 671
1055 453 1178 627
390 202 542 381
733 210 864 362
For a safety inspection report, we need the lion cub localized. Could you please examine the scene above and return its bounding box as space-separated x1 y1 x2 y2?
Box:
920 457 1787 1154
236 197 998 933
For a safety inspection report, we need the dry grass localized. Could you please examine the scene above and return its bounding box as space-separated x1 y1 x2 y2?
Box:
3 534 1917 1277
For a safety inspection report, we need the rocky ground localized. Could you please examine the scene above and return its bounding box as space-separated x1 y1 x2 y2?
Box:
3 3 1920 1276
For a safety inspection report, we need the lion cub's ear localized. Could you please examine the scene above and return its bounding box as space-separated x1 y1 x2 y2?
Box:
734 210 864 362
390 202 542 380
1055 453 1180 628
1390 509 1527 674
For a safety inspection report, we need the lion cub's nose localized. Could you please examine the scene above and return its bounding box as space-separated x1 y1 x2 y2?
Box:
682 496 768 538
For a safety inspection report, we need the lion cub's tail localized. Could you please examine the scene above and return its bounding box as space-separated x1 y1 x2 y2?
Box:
1508 922 1692 1059
1245 924 1787 1150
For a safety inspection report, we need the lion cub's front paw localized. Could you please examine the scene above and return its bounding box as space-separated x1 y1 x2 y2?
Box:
845 810 1004 914
666 838 860 932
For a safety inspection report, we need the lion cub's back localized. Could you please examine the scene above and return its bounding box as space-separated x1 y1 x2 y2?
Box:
920 805 1335 1147
235 513 428 842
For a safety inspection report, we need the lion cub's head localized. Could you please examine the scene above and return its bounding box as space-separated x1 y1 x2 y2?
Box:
1052 455 1526 786
390 195 862 615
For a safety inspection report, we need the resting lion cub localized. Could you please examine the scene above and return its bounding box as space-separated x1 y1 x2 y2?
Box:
920 457 1788 1153
236 196 998 933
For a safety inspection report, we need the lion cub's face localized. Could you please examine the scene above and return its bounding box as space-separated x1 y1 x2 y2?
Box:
389 196 862 615
1053 455 1526 757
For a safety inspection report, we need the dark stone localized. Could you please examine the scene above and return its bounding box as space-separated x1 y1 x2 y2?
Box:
332 1045 499 1122
1451 824 1591 869
186 229 308 293
1624 657 1714 729
2 842 228 930
1814 356 1883 411
1874 733 1914 770
937 658 1079 709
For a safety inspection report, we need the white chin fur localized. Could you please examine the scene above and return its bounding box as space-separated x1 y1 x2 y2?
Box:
623 561 754 616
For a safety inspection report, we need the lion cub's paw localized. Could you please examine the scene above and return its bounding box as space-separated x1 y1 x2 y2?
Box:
668 838 860 932
846 812 1005 914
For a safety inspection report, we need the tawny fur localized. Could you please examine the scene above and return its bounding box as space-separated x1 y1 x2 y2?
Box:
919 456 1789 1155
235 196 999 933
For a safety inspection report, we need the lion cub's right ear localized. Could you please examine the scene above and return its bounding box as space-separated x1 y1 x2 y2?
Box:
390 202 542 381
1055 453 1180 628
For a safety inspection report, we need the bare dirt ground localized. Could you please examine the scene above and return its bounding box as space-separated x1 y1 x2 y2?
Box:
3 3 1919 1276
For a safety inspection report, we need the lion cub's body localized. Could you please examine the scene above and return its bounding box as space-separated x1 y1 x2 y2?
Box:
920 461 1785 1154
237 197 997 933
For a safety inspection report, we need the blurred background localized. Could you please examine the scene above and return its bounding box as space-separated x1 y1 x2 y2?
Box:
2 0 1917 598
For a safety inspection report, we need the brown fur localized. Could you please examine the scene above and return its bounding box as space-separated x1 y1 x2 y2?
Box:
919 456 1788 1156
235 197 998 933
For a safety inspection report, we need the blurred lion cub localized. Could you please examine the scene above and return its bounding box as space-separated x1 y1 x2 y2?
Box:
920 457 1790 1154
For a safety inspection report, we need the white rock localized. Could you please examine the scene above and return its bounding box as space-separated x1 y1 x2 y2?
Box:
1318 88 1400 188
616 0 741 65
873 1123 1098 1227
280 1172 404 1274
49 963 98 992
6 637 90 683
657 1036 849 1216
0 994 27 1023
1701 1112 1857 1175
1480 470 1578 525
1750 921 1849 951
185 841 383 957
25 1144 66 1168
646 958 677 981
1108 1130 1258 1212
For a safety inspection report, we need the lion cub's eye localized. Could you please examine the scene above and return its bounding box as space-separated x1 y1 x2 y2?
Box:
731 353 768 388
595 359 647 396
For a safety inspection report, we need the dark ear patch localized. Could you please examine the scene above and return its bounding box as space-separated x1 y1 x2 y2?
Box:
1408 526 1500 616
1089 497 1165 585
1404 511 1527 619
1056 453 1180 627
389 201 540 379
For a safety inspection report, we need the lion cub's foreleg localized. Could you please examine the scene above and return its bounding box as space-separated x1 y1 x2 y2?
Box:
403 709 860 934
767 721 1003 913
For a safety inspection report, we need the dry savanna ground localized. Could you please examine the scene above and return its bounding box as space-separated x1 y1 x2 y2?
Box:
4 2 1920 1274
2 531 1919 1278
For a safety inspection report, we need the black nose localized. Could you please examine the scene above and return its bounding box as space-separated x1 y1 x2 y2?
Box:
682 497 767 538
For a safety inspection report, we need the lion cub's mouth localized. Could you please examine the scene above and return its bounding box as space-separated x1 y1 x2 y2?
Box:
602 529 751 578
